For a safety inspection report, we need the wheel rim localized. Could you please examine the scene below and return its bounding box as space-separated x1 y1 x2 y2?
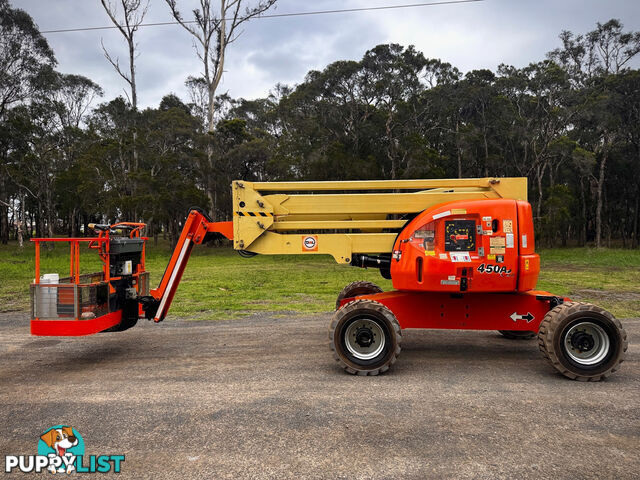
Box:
344 317 386 360
563 321 610 366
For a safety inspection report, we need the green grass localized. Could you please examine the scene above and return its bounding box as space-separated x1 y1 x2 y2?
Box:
537 248 640 318
1 241 639 318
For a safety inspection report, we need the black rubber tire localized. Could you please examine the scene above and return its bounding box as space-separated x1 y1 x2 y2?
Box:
329 299 401 376
498 330 536 340
335 281 383 310
538 301 627 381
102 314 138 332
102 301 139 332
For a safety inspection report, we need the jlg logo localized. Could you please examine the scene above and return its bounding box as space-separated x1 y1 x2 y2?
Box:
302 235 318 251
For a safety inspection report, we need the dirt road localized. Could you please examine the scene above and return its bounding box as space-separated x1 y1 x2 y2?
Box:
1 312 638 479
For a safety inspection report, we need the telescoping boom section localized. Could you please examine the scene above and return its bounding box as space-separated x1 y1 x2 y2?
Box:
231 177 527 263
28 177 628 382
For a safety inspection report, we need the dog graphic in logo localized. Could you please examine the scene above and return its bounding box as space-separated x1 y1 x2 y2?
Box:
38 425 84 474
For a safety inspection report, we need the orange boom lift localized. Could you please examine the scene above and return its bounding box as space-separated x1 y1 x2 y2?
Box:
29 178 627 381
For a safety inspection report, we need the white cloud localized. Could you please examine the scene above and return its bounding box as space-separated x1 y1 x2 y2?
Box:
13 0 640 109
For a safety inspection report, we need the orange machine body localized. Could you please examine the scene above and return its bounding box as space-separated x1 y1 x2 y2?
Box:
390 199 539 294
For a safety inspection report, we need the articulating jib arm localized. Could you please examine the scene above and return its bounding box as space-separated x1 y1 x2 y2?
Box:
141 209 233 322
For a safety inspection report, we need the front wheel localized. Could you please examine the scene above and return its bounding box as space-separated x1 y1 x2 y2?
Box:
538 302 627 381
329 299 401 376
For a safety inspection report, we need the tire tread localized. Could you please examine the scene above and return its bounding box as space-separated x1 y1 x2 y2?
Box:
329 299 402 376
537 301 627 381
335 281 383 310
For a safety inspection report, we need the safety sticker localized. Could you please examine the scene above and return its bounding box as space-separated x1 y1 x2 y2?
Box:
487 254 496 260
451 209 467 215
433 210 451 220
482 230 493 236
450 252 471 262
503 220 513 233
235 211 274 217
441 279 460 286
302 235 318 251
482 216 492 222
506 233 514 248
478 247 485 257
496 255 504 263
425 250 436 256
490 237 506 247
439 253 448 260
448 275 456 281
490 236 506 254
522 234 528 248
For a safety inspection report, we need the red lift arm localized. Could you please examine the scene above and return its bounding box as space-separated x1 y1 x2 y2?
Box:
144 209 232 322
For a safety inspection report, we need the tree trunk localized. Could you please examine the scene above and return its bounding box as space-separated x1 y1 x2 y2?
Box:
595 148 608 248
0 206 8 244
580 177 587 246
46 190 55 248
535 162 547 219
71 208 78 237
207 74 216 135
207 0 226 134
456 120 462 178
129 40 137 112
483 129 489 177
206 144 216 219
633 194 639 248
0 178 8 244
16 220 23 248
385 113 396 180
16 192 25 248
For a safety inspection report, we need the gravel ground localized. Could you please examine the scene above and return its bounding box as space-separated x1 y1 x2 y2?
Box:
0 312 638 479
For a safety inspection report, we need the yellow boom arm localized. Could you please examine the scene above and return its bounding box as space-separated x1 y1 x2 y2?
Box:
232 177 527 263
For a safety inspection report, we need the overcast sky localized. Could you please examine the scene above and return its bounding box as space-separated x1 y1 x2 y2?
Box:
13 0 640 109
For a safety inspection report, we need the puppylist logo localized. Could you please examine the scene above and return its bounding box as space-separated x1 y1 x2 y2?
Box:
5 425 125 474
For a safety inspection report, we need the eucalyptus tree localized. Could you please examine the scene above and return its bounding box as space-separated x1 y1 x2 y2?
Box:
359 44 429 179
100 0 149 221
165 0 277 219
0 0 56 243
99 0 149 111
549 19 640 246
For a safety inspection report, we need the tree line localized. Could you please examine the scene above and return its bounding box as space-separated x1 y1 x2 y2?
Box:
1 0 639 247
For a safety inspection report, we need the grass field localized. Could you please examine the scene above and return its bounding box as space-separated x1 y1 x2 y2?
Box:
1 241 639 318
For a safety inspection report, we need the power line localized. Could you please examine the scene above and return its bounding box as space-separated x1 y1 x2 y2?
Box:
33 0 484 35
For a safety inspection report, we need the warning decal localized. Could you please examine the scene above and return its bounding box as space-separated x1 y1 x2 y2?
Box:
490 236 506 254
450 252 471 262
302 235 318 251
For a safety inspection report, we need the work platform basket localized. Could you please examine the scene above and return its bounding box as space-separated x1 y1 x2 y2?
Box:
30 234 149 336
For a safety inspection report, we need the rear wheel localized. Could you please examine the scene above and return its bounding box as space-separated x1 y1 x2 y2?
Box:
498 330 536 340
329 299 401 376
335 281 383 310
538 302 627 381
